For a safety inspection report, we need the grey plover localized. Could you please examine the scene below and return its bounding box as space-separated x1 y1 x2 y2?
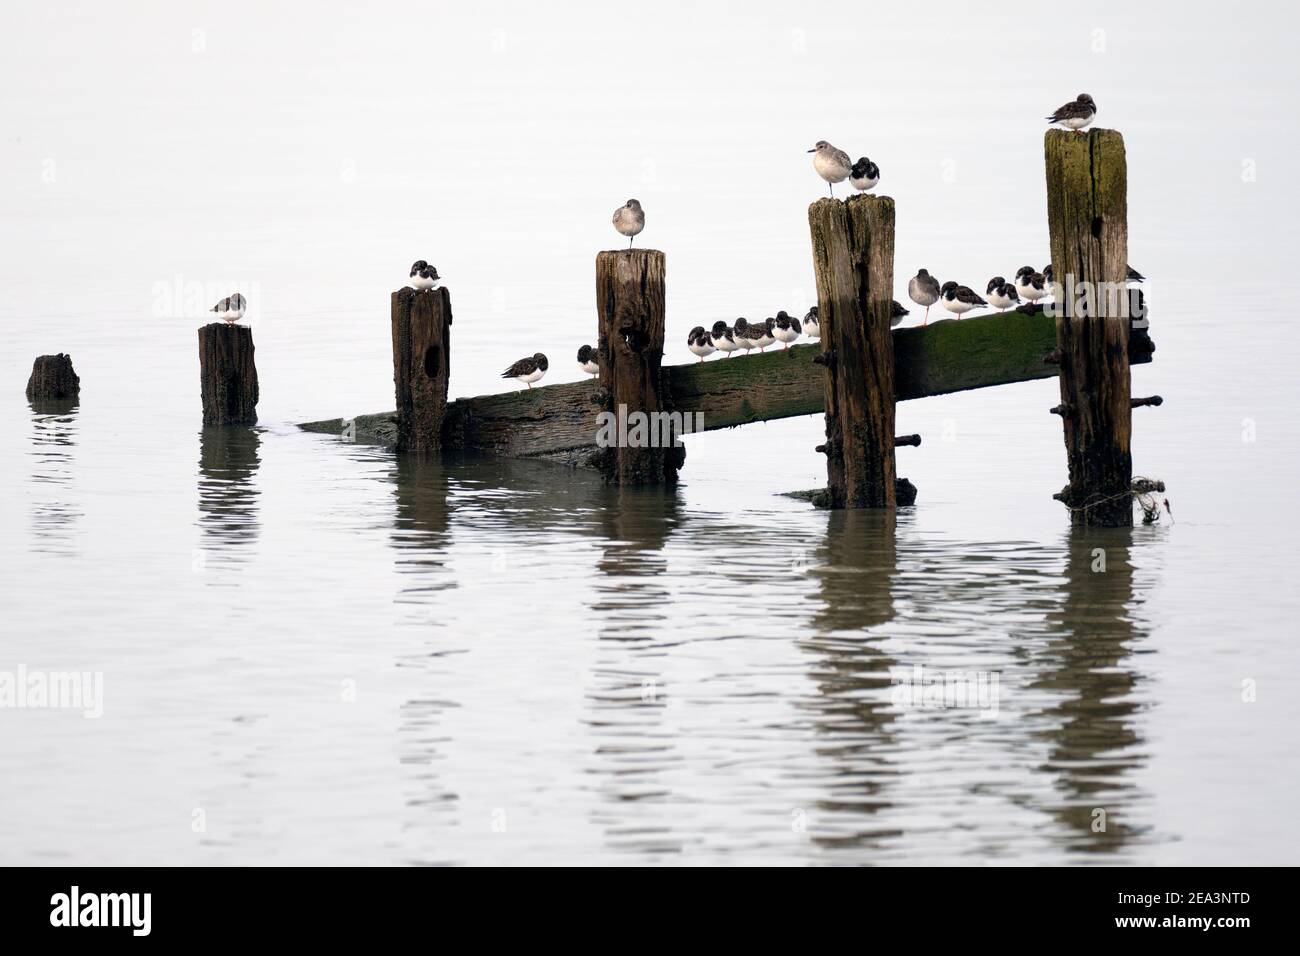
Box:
908 269 941 326
612 199 645 248
849 157 880 192
940 281 986 320
1047 94 1096 133
808 141 852 197
502 353 548 388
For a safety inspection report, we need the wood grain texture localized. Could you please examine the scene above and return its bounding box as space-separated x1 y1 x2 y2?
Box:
809 195 897 508
26 353 80 400
198 323 258 426
299 309 1154 458
594 249 679 484
1045 128 1133 526
392 286 453 452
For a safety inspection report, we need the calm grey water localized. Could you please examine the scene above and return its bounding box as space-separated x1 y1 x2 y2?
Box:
3 2 1299 865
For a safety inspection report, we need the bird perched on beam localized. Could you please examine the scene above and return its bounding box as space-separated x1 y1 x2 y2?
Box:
940 281 986 320
986 277 1020 311
908 269 941 326
1047 93 1096 133
502 353 548 388
772 310 802 348
802 307 820 340
890 300 909 327
710 320 740 358
612 199 645 248
687 327 715 362
1015 266 1050 306
577 344 599 376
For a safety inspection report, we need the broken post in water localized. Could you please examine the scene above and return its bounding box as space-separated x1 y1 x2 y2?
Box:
1045 128 1136 527
198 324 258 426
808 194 900 508
26 353 80 401
392 286 453 453
594 248 680 485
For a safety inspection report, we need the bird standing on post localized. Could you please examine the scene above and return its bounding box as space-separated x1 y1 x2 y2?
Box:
849 157 880 192
612 199 645 248
808 141 852 197
908 269 941 326
502 353 548 388
1046 93 1096 133
210 293 246 324
409 261 440 290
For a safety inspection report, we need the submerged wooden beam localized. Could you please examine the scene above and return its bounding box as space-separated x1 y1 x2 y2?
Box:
298 307 1154 460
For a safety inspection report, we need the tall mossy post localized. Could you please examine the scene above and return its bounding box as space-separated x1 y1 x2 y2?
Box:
1045 128 1133 527
392 286 453 453
198 324 258 426
594 249 679 486
26 353 80 401
808 194 898 508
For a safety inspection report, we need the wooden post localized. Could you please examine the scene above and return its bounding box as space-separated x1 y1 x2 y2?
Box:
808 195 897 508
594 249 679 485
392 286 453 453
198 324 258 426
26 353 80 400
1045 128 1132 527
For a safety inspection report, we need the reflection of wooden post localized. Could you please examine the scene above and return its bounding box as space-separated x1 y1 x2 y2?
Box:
26 353 80 400
808 195 897 508
1045 129 1132 527
199 324 258 425
594 249 678 485
392 287 452 453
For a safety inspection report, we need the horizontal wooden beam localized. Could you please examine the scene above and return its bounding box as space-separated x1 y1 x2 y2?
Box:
299 307 1154 462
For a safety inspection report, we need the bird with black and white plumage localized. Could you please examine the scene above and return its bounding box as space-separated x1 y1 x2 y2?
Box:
751 317 776 351
808 141 852 197
687 326 715 362
1047 93 1096 133
908 268 941 326
986 277 1020 311
940 281 986 320
409 260 440 291
1014 266 1049 305
210 293 246 324
890 300 909 327
577 344 599 376
732 319 758 354
849 157 880 193
772 310 802 348
502 352 548 388
802 306 820 340
612 199 645 248
711 320 740 358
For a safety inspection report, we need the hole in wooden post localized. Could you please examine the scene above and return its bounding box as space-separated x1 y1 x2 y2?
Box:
1091 217 1103 239
422 345 440 379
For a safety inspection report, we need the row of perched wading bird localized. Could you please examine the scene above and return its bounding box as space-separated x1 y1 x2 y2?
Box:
421 92 1120 387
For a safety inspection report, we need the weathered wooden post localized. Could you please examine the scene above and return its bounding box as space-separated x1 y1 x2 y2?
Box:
392 286 453 453
26 353 80 400
198 324 258 425
808 195 898 508
1045 128 1133 527
594 249 679 485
